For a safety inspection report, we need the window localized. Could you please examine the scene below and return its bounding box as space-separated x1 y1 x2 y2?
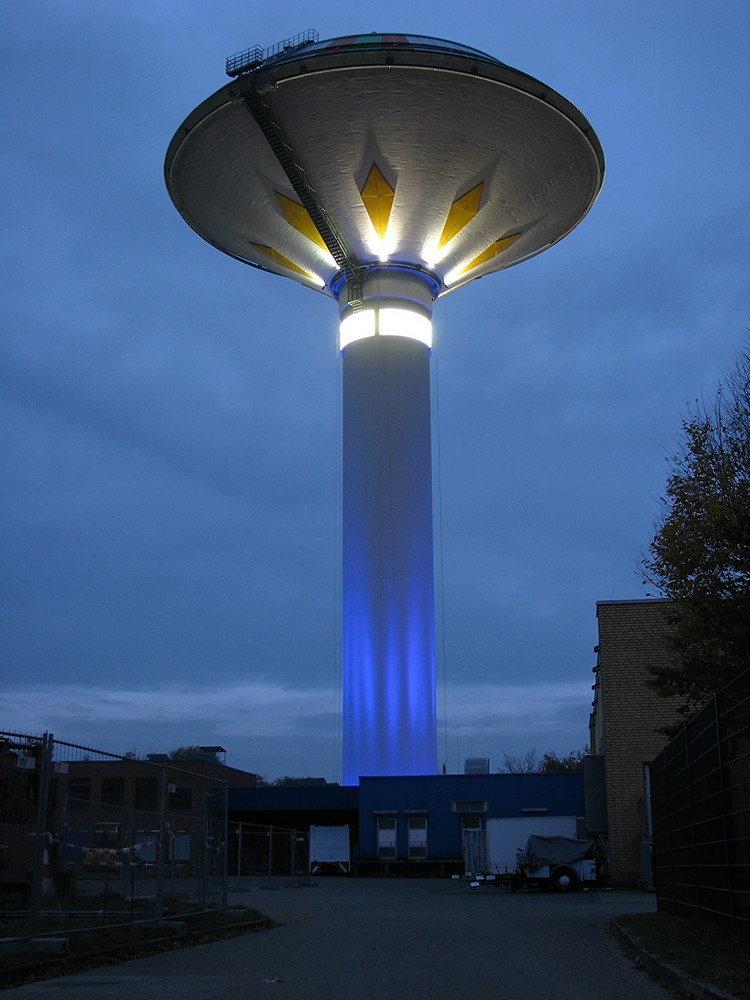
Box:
101 777 124 810
134 776 159 811
168 777 192 810
68 778 90 811
407 816 427 858
452 800 487 813
170 831 191 862
376 816 397 859
461 815 482 831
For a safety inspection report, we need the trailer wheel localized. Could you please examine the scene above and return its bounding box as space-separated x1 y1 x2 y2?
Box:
552 867 577 892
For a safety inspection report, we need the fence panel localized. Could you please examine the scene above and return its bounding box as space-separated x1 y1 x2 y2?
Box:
650 669 750 930
0 731 229 945
229 821 308 878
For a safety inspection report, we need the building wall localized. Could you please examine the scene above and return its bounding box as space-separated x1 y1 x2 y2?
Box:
592 599 686 886
358 773 585 861
50 757 258 862
228 785 360 834
227 775 585 874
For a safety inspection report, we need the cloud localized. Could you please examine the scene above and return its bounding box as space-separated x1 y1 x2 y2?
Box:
1 680 334 738
1 677 591 778
1 1 747 784
445 680 591 731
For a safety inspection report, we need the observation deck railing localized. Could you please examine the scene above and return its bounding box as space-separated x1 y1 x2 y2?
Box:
226 29 319 77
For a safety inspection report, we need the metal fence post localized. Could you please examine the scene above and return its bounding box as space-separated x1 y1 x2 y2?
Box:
28 732 53 939
200 792 207 902
222 784 228 909
154 763 167 922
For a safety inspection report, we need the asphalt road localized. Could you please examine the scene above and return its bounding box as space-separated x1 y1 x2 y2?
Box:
6 879 673 999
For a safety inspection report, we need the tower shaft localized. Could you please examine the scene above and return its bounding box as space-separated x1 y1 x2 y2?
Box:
342 335 437 783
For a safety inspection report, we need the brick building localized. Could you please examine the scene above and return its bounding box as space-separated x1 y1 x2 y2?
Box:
50 753 259 866
590 599 686 886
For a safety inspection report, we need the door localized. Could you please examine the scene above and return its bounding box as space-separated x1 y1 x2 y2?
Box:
463 828 487 873
377 817 397 859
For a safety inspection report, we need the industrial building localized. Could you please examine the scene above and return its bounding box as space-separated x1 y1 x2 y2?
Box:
229 772 588 878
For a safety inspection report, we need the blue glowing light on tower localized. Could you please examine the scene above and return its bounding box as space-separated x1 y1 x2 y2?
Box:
164 31 604 784
342 330 437 781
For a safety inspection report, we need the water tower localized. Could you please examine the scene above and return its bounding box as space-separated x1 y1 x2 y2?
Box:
164 31 604 785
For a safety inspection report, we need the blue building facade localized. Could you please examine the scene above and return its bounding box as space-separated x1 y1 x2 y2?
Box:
228 773 585 876
358 774 585 868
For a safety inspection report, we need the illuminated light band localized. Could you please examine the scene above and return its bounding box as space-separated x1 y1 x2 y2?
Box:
340 308 432 349
338 269 435 351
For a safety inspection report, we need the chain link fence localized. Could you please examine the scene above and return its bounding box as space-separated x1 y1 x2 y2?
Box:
228 821 309 878
0 731 229 945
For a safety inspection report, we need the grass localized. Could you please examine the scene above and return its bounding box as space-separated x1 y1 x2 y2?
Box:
615 911 750 998
0 899 273 989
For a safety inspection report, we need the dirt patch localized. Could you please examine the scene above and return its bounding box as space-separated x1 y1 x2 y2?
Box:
0 907 277 990
614 911 750 999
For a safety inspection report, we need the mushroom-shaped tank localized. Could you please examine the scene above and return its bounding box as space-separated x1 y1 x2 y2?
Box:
165 32 604 301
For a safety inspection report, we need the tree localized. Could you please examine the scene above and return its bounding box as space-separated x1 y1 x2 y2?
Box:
253 775 326 787
642 348 750 712
497 748 588 774
540 749 588 772
497 749 541 773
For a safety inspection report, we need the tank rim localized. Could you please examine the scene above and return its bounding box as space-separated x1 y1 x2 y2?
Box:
260 32 508 71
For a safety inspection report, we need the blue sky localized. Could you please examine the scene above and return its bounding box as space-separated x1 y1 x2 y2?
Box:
1 0 748 781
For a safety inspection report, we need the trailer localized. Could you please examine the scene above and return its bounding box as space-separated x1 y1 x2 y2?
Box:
512 835 596 892
483 815 578 874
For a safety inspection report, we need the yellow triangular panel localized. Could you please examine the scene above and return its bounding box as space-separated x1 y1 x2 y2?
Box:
459 232 522 274
360 165 395 239
249 242 316 280
438 183 483 248
275 193 327 251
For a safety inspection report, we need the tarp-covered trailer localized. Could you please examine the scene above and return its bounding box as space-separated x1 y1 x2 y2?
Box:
513 835 596 892
484 815 578 874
